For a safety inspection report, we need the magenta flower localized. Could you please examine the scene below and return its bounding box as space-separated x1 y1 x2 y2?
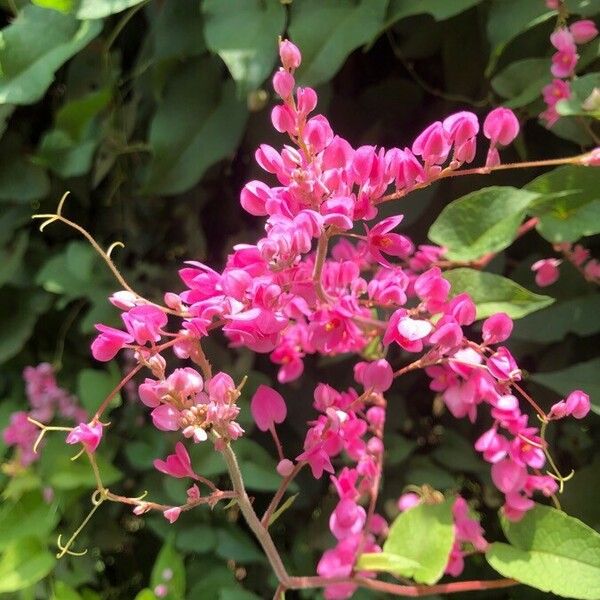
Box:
66 421 103 453
250 384 287 432
329 499 366 540
365 215 413 266
482 312 513 344
91 324 134 362
279 39 301 70
412 121 451 166
569 19 598 44
383 310 432 352
163 507 181 524
122 305 168 345
354 359 393 393
154 442 198 479
531 258 561 286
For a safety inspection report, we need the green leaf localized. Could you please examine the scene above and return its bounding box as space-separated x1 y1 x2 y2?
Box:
0 230 28 287
375 498 455 584
150 541 185 600
0 537 55 593
133 590 156 600
153 0 206 61
443 268 554 319
384 0 482 26
486 504 600 599
0 492 60 551
0 6 102 105
268 493 298 526
176 525 217 554
526 166 600 243
144 58 248 195
491 58 552 108
556 74 600 118
0 289 51 363
487 1 553 52
512 295 600 343
215 528 266 564
77 367 122 416
52 581 83 600
203 0 285 94
289 0 388 87
530 357 600 415
429 187 539 261
33 0 74 13
356 552 421 574
0 135 49 203
73 0 146 19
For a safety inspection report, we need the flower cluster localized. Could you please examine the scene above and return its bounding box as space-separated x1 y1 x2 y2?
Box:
24 37 594 595
541 15 598 126
3 364 86 467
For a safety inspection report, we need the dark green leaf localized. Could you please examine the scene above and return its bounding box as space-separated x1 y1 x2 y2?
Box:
153 0 206 61
487 1 553 51
73 0 146 19
77 367 123 416
491 58 551 108
443 268 554 319
526 166 600 243
0 6 101 105
486 504 600 599
176 525 217 554
385 0 482 27
203 0 285 94
530 357 600 415
0 231 28 287
289 0 388 87
429 187 538 261
215 528 266 564
144 58 248 195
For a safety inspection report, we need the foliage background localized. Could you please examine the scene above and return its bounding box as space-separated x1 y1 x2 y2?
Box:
0 0 598 598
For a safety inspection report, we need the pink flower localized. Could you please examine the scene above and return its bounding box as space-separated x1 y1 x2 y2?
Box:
383 310 433 352
412 121 451 165
122 305 168 345
91 324 134 361
443 111 479 164
558 390 591 419
569 20 598 44
279 39 301 70
397 492 421 512
272 69 295 98
163 507 181 524
66 421 103 453
151 404 181 431
276 459 294 477
354 359 393 393
154 442 198 479
531 258 561 286
250 384 287 431
491 458 527 493
329 499 367 540
482 312 513 344
483 108 519 146
365 216 413 266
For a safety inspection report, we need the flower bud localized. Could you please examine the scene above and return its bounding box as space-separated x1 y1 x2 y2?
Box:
279 39 301 70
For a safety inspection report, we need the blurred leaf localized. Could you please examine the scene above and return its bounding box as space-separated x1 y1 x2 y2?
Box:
0 537 55 593
0 492 59 551
530 357 600 415
289 0 388 87
40 436 122 489
561 456 600 531
219 589 262 600
384 0 482 28
32 0 74 13
376 498 455 584
153 0 205 61
133 590 156 600
443 269 554 319
0 231 28 287
186 567 237 600
73 0 146 19
144 58 248 195
513 295 600 343
125 428 167 470
526 166 600 243
492 58 551 108
0 289 50 363
405 456 456 489
486 504 600 599
77 367 122 416
0 135 49 202
486 1 553 53
429 187 539 261
150 541 186 600
432 430 487 475
51 581 83 600
215 528 266 564
176 525 217 554
203 0 285 94
385 435 416 466
0 6 102 105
